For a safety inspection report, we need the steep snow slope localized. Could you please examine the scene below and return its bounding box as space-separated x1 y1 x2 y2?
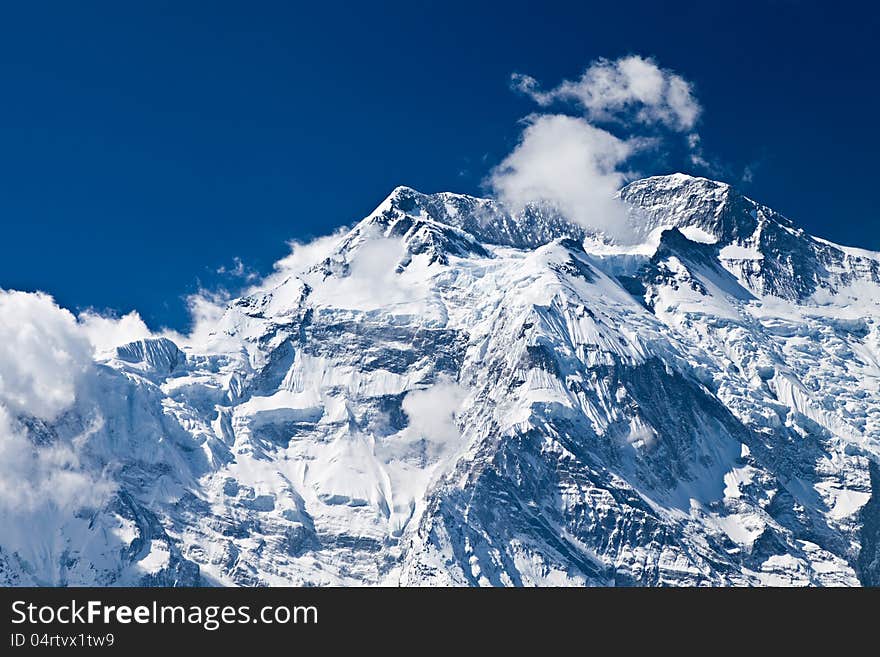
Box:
2 174 879 586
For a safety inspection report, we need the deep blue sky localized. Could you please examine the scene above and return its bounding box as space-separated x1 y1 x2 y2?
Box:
1 1 876 330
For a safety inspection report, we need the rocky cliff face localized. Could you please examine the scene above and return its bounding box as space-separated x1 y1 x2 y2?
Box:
3 174 879 586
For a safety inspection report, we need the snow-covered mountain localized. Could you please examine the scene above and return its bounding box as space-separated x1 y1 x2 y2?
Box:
3 173 880 586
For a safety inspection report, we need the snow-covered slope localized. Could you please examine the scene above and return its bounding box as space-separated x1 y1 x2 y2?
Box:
3 174 879 586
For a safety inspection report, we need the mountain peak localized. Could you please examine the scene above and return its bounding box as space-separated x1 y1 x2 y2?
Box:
618 173 768 249
114 337 186 376
621 172 733 195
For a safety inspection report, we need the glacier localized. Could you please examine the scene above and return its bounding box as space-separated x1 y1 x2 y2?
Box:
2 173 879 586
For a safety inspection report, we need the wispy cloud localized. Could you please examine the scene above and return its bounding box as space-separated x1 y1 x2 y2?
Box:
0 407 111 515
251 228 349 293
216 256 259 282
511 55 700 132
401 378 467 447
309 232 426 311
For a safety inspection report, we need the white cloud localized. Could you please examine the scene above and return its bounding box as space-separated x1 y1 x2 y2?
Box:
252 228 349 293
488 114 643 238
687 132 712 169
512 55 701 131
0 406 110 515
217 256 258 282
348 236 407 288
0 405 114 578
179 288 232 351
310 234 426 311
0 291 113 551
0 290 93 421
78 310 155 353
665 73 701 132
401 379 467 445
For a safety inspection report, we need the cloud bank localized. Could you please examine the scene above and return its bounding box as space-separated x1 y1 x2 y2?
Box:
0 290 93 420
0 291 112 544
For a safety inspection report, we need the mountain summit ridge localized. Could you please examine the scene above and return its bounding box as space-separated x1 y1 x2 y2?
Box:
364 173 880 301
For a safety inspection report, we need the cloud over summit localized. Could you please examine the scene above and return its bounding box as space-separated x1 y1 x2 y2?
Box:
491 55 704 240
